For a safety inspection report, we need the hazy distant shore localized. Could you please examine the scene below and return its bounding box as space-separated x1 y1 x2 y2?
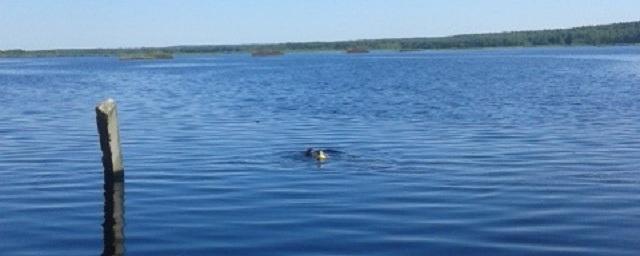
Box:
1 20 639 58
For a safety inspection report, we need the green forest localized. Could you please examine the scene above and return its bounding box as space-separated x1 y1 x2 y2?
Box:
2 21 639 57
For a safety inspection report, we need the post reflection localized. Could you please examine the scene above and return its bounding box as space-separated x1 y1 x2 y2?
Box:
102 179 124 256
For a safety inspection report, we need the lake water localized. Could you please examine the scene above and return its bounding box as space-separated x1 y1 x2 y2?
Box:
1 47 639 255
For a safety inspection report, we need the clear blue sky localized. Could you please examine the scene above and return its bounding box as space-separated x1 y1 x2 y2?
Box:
1 0 639 50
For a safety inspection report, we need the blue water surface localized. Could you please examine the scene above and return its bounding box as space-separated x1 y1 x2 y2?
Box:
1 47 639 255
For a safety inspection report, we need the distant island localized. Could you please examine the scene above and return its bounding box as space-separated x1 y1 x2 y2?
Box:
346 47 370 54
119 51 173 60
251 50 284 57
1 20 639 58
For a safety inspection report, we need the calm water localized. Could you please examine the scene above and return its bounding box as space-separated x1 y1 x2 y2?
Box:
1 47 640 255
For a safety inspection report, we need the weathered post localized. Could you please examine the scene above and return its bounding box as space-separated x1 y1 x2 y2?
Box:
96 98 124 181
96 98 125 256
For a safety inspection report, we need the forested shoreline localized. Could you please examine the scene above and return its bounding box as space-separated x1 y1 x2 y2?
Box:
1 21 639 57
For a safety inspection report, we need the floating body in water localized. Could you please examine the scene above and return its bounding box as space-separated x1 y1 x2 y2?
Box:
305 148 329 162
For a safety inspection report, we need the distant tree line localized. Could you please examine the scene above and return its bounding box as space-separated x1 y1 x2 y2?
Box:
1 21 639 57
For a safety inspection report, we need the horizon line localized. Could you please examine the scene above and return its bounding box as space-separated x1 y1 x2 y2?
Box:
2 20 638 52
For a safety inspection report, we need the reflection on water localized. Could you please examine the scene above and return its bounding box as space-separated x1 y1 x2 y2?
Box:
102 180 124 256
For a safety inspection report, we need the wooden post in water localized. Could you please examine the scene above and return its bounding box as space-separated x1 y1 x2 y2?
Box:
96 98 125 256
96 98 124 181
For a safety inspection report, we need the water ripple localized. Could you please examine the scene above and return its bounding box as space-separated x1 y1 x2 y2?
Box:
1 47 640 255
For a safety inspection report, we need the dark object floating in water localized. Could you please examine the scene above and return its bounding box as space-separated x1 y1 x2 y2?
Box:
118 51 173 60
305 148 329 162
346 48 369 54
251 50 284 57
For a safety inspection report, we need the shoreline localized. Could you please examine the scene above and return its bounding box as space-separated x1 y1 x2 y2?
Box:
1 44 639 59
2 20 639 58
